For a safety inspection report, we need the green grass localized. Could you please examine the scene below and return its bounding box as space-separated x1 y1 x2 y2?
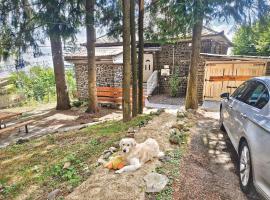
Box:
0 114 153 200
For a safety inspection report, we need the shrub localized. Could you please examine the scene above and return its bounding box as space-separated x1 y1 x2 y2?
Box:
169 74 180 97
8 66 77 103
66 69 77 99
9 67 55 102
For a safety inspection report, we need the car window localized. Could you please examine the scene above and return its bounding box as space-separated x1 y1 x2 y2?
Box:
231 81 253 102
243 81 269 109
231 82 248 99
255 89 269 109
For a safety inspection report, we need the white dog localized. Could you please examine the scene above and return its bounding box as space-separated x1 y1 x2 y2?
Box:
115 138 164 174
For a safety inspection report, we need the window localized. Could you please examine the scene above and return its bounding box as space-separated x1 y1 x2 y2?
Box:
231 82 250 101
255 89 269 109
245 82 269 109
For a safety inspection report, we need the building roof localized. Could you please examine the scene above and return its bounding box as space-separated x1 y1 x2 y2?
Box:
201 53 270 62
82 27 233 47
65 46 161 64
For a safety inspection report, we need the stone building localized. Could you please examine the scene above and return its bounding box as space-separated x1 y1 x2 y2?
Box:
65 28 233 103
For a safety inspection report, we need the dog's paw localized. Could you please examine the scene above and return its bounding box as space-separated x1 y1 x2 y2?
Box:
115 170 123 174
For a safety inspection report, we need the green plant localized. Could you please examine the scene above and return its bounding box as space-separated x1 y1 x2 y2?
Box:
48 154 82 187
8 66 77 104
66 69 77 99
72 100 83 108
9 66 55 102
169 74 180 97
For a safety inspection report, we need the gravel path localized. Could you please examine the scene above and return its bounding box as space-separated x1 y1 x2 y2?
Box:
173 110 260 200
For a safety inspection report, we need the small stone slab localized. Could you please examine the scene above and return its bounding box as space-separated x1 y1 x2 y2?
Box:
144 172 169 193
47 189 60 200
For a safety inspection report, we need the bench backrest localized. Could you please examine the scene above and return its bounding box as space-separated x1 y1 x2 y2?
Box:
97 87 145 104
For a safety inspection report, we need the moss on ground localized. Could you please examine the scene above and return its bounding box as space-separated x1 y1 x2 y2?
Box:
0 114 153 200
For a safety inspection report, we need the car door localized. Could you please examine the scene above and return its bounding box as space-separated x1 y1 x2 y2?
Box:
238 82 270 197
226 81 252 147
229 81 258 144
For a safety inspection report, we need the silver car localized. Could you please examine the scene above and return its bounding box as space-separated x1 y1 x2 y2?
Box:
220 77 270 199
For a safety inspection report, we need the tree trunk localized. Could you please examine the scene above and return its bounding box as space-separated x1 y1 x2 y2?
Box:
86 0 99 113
185 18 203 110
49 33 71 110
130 0 137 117
122 0 131 122
138 0 144 114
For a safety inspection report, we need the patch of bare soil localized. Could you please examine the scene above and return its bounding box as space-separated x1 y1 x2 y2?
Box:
0 106 119 147
66 112 177 200
173 110 260 200
148 94 184 105
35 106 116 128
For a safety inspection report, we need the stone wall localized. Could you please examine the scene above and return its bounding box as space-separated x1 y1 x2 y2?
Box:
74 63 123 100
155 40 228 103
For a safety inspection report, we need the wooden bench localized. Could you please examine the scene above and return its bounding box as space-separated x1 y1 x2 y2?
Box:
97 87 146 106
0 112 22 129
0 120 35 135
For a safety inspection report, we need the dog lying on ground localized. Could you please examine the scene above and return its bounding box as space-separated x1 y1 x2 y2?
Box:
115 138 164 174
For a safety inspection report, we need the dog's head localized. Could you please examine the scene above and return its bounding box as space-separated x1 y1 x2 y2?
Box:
119 138 137 154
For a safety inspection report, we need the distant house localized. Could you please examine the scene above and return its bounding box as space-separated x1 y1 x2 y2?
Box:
65 27 269 103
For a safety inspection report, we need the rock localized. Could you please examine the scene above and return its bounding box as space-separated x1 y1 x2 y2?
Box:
183 127 190 132
150 109 165 116
126 132 135 138
16 138 30 145
127 127 135 133
127 127 139 138
92 118 99 122
32 165 40 173
144 173 169 193
97 157 106 165
109 147 117 153
103 151 113 160
157 108 165 114
112 141 119 148
67 185 73 193
186 109 196 115
159 155 171 163
47 189 60 200
0 183 4 192
63 162 71 169
171 122 184 131
177 111 187 118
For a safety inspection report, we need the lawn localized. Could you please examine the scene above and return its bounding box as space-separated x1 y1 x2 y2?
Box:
0 114 153 200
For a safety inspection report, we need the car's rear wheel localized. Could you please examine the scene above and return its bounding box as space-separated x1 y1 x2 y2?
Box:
219 106 225 131
239 141 253 193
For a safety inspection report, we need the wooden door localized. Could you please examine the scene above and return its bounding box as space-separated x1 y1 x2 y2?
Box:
203 61 266 101
143 54 153 82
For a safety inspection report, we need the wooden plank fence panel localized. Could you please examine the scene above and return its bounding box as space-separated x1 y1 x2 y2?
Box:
203 62 267 101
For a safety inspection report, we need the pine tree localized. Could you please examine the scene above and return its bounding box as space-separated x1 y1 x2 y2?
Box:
122 0 132 122
130 0 138 117
85 0 99 113
138 0 144 114
36 0 83 110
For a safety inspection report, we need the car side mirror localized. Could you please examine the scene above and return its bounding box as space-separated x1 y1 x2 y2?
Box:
220 92 230 100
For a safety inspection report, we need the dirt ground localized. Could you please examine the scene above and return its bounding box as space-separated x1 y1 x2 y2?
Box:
148 94 184 106
66 112 177 200
0 104 121 148
173 110 261 200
